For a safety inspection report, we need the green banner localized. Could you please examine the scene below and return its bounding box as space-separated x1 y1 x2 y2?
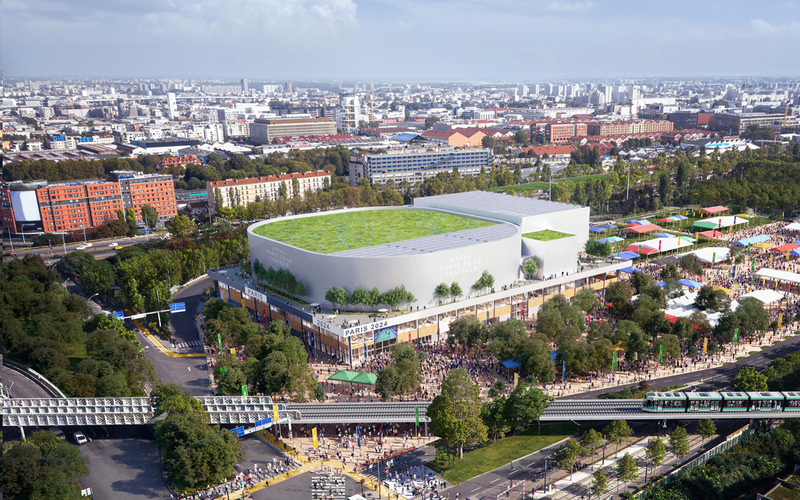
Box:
415 407 420 427
218 333 222 350
659 344 663 363
733 328 739 343
242 385 248 397
612 351 617 371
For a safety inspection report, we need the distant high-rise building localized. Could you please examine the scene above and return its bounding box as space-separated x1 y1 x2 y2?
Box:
241 78 249 92
285 81 293 93
518 84 529 97
167 93 177 120
336 94 362 133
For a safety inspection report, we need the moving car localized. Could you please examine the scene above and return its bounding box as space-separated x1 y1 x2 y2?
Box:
108 242 118 247
76 245 86 250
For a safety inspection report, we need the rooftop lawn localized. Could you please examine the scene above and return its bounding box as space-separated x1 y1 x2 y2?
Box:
253 209 494 254
523 229 573 241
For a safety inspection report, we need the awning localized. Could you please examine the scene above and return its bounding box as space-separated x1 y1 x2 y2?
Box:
328 370 378 385
622 224 663 234
598 236 624 244
699 205 729 215
652 233 675 238
753 242 773 249
589 226 606 233
677 279 703 288
698 229 723 238
602 224 618 229
771 243 799 253
755 268 800 285
625 245 659 255
619 267 643 274
739 289 784 305
693 247 730 263
693 221 719 230
785 222 800 231
613 250 641 260
732 235 771 246
501 359 522 369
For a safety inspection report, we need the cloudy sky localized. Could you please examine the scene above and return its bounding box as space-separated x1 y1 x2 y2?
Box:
4 0 800 80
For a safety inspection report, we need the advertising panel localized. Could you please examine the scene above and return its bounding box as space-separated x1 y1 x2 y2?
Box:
10 190 41 222
374 325 398 344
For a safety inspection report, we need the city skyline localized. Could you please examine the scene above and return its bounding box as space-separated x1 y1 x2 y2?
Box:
4 0 800 80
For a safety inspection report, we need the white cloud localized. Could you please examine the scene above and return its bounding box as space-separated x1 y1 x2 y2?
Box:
750 18 800 34
544 1 595 12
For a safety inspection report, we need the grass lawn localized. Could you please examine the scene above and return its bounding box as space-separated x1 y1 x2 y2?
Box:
523 229 573 241
427 424 573 484
252 209 493 254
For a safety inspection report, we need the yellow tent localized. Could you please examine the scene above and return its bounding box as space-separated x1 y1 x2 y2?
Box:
753 242 773 250
712 285 734 295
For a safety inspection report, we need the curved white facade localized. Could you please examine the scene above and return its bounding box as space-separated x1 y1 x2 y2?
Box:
247 207 521 308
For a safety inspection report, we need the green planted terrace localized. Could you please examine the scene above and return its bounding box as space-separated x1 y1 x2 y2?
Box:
523 229 573 241
253 209 494 254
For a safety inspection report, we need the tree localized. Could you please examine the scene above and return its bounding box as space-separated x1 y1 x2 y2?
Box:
165 215 197 237
152 383 244 490
580 428 604 459
669 427 690 464
427 368 487 459
514 129 530 145
375 365 400 401
694 285 730 313
592 467 609 498
574 288 599 314
604 420 632 457
435 282 451 299
425 116 441 129
481 397 511 442
732 366 768 392
616 453 638 493
585 239 612 258
482 136 496 149
141 204 158 229
502 382 552 431
645 437 666 476
522 256 542 278
473 270 495 294
450 281 463 300
555 438 582 479
698 419 716 442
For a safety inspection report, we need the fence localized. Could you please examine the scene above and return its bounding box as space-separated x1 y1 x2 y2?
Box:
638 424 753 498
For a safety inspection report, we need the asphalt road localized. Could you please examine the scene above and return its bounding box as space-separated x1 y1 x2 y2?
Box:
1 364 53 398
6 233 152 264
167 275 213 350
561 331 800 400
251 470 366 500
78 438 171 500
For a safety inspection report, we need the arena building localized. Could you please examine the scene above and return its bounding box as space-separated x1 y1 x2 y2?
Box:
210 192 628 364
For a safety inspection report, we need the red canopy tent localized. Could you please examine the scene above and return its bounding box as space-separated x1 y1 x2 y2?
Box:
621 223 663 234
771 243 799 253
698 229 723 238
624 245 659 255
698 205 729 215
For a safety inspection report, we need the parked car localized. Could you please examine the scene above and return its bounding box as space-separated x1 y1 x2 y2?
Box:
84 243 93 248
73 432 88 445
108 242 118 247
76 245 86 250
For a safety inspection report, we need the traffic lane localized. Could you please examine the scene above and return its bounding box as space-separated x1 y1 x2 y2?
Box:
1 364 54 398
234 435 288 471
250 471 365 500
79 438 171 500
561 333 800 400
136 329 211 396
13 235 147 260
169 275 213 346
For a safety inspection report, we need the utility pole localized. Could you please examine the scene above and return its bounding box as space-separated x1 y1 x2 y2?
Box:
549 174 552 201
61 232 67 256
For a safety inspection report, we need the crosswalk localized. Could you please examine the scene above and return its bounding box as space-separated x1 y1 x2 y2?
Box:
173 340 204 349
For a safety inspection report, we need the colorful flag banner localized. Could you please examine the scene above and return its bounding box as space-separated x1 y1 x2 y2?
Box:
241 385 248 397
312 427 318 448
415 407 420 427
703 337 708 354
659 344 664 363
514 372 519 389
273 405 280 422
778 313 784 329
218 333 222 350
733 328 739 343
357 426 361 448
562 360 567 381
612 351 617 371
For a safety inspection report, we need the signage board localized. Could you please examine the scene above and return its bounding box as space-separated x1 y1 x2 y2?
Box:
170 302 186 313
130 313 147 320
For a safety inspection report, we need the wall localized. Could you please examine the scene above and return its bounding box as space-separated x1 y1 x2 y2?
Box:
247 209 521 308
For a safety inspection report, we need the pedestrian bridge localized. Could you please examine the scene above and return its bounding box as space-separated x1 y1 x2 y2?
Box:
2 397 797 427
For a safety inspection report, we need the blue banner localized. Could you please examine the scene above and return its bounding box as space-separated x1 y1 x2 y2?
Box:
550 350 558 362
357 426 361 448
562 360 566 381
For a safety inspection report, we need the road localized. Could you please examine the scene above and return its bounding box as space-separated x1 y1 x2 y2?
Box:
1 363 54 398
6 233 152 265
165 275 213 351
78 437 171 500
562 331 800 400
251 470 366 500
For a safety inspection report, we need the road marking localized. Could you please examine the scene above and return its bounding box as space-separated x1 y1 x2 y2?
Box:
490 477 501 483
471 487 481 492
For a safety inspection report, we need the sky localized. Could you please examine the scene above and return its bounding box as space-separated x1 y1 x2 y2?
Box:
4 0 800 81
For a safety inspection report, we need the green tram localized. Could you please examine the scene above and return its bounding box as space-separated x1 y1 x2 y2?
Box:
643 391 800 413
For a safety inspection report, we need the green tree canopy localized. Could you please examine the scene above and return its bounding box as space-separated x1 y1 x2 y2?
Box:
732 366 768 392
427 368 488 458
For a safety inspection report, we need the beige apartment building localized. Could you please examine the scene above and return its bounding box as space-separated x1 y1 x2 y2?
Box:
248 118 337 144
207 171 331 214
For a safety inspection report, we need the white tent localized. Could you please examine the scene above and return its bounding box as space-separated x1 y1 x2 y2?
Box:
755 268 800 285
639 237 694 253
692 247 731 264
785 222 800 231
739 289 784 305
694 215 747 229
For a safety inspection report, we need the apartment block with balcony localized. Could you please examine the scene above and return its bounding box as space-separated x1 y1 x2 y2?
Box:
207 170 331 214
349 148 493 186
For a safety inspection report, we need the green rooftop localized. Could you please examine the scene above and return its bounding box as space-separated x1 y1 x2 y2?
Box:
253 209 494 254
522 230 574 241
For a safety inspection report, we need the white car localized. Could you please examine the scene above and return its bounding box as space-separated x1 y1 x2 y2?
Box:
74 432 88 445
108 242 118 247
76 245 87 250
84 243 93 248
